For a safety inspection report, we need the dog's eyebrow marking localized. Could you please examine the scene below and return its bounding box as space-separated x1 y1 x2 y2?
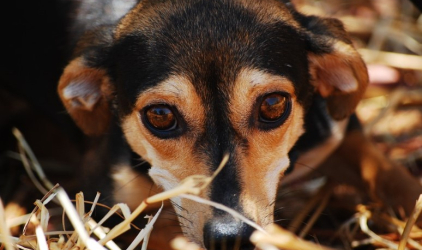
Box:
238 68 295 92
132 75 206 133
229 68 296 133
141 79 186 98
247 70 291 88
248 70 269 86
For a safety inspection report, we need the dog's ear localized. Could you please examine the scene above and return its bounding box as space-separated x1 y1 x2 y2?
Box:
58 27 114 136
300 15 369 120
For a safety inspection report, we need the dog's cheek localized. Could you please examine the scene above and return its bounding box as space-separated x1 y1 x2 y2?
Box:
121 113 213 241
264 156 290 202
238 102 305 225
120 96 211 187
148 166 212 245
149 167 182 203
121 112 194 167
121 114 155 162
112 164 163 210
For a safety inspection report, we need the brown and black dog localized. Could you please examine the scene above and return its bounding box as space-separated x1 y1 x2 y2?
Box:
56 0 422 249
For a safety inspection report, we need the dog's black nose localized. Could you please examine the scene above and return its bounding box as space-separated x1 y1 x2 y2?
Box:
203 216 255 250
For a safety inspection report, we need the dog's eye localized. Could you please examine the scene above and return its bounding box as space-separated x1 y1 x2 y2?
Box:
259 93 290 123
144 105 177 131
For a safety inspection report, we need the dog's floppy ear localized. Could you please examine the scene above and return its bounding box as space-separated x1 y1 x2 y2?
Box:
300 15 369 120
58 27 114 136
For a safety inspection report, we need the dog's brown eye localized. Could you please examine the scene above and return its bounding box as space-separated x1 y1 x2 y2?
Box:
145 105 177 130
259 93 288 122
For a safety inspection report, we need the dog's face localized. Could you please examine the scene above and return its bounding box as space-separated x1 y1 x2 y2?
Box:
58 0 368 248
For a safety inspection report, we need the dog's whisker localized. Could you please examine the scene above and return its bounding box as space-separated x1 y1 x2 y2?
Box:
131 160 149 168
175 215 194 226
273 218 291 223
161 208 181 215
157 217 181 223
170 200 188 213
267 199 277 207
264 213 275 222
277 189 301 197
170 210 192 221
273 206 285 213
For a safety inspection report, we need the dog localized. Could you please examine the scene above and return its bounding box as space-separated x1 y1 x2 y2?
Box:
56 0 422 249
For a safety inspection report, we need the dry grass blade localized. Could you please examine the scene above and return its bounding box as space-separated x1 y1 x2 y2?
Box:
140 215 153 250
93 203 131 233
0 199 15 250
298 188 331 238
12 128 54 191
35 227 48 250
359 48 422 71
250 224 334 250
55 187 106 250
87 219 121 250
6 214 31 229
180 194 266 233
357 206 400 249
399 195 422 250
22 184 60 236
171 237 204 250
89 193 101 216
288 181 333 234
34 200 49 233
126 204 163 250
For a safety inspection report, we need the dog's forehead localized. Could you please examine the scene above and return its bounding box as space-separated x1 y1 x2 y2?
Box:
115 0 299 38
110 0 310 114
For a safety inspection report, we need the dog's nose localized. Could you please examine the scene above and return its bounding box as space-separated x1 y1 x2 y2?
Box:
203 216 255 250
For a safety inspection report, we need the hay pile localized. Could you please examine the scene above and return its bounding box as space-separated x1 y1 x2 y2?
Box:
2 127 422 250
1 128 338 250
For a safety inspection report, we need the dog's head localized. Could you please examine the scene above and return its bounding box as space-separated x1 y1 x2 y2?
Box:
58 0 367 248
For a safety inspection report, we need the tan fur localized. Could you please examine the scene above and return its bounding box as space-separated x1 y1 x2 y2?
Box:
119 69 305 241
111 164 184 250
309 41 369 120
112 164 164 210
58 57 114 136
230 68 305 226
